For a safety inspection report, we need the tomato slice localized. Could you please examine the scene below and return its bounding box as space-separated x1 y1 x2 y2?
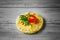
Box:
28 15 37 23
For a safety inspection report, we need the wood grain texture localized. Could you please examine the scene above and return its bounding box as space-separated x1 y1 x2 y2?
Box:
0 8 60 40
0 0 60 8
0 0 60 40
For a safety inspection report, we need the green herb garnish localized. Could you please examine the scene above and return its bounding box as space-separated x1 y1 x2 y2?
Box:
25 21 29 26
20 15 29 26
20 15 27 21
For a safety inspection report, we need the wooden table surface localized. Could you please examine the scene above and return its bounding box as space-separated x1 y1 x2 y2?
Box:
0 0 60 40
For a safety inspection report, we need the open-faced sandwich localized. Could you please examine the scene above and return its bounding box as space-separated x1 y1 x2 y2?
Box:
16 12 43 34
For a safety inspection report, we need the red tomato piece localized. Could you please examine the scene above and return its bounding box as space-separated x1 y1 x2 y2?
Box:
28 15 37 23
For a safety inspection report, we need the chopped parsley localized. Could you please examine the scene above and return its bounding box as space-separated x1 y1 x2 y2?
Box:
19 15 29 26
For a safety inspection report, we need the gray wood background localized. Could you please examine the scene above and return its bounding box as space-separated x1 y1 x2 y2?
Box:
0 0 60 40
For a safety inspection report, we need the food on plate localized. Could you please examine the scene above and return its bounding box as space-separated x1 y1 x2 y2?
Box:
16 12 43 34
